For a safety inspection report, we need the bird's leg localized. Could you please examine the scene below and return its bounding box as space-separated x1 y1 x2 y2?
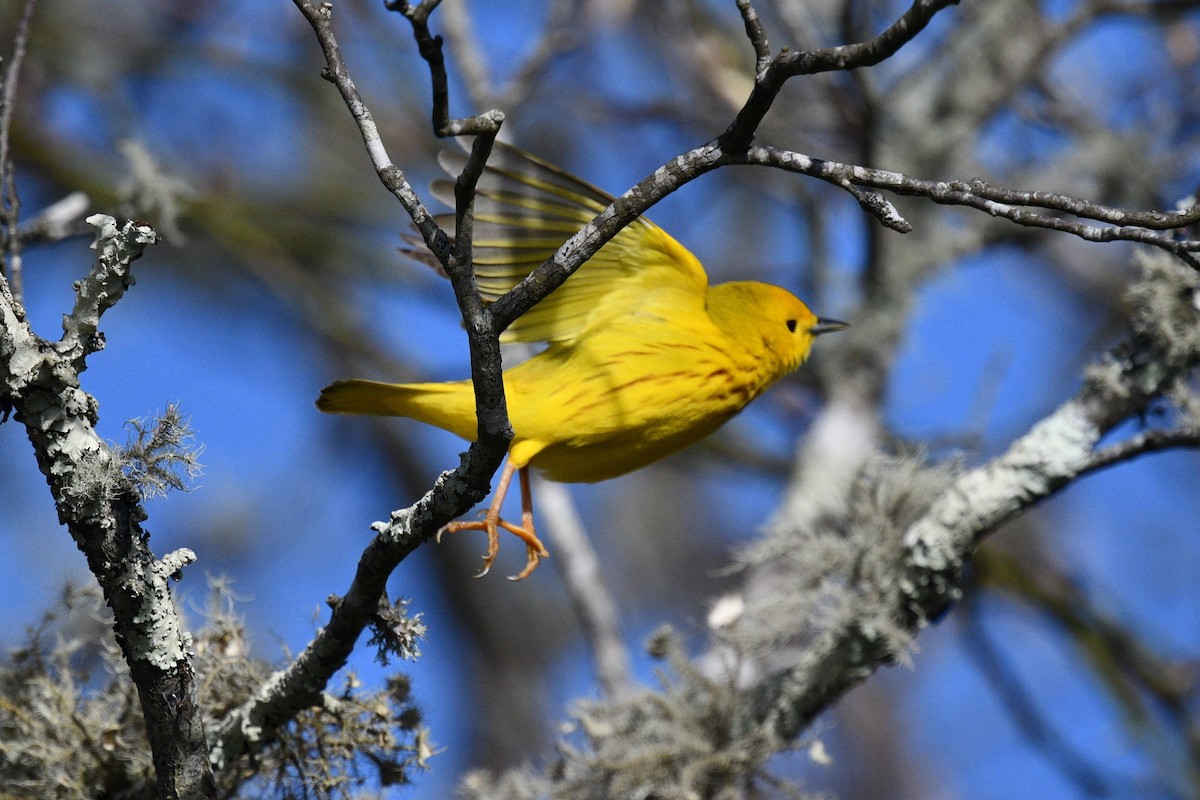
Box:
499 466 547 581
439 461 549 580
440 460 516 578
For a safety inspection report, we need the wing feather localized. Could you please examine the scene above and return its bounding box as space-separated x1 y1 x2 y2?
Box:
426 141 708 344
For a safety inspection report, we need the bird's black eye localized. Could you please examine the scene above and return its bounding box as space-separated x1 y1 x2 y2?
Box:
786 319 797 333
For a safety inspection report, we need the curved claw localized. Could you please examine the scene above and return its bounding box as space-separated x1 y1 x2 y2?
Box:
438 462 549 580
507 544 545 581
505 530 549 580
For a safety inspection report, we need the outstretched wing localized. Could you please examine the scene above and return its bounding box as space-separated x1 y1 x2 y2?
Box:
429 141 709 345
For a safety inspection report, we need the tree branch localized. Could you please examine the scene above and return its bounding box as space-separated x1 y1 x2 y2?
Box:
735 0 771 75
1077 425 1200 477
387 0 508 137
216 2 513 774
739 145 1200 265
1 216 216 799
722 0 960 152
0 0 36 306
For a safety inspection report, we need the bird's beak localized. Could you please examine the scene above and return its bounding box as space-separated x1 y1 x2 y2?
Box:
812 318 850 336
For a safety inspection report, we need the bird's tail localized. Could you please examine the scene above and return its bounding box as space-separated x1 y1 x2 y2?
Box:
316 379 477 441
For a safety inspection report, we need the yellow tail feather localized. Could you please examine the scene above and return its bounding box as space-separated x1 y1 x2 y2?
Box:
316 379 477 441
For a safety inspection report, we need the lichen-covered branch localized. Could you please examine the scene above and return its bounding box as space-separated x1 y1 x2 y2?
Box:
0 216 216 799
59 214 155 369
748 253 1200 741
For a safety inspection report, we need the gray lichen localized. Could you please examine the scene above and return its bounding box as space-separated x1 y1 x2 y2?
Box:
0 582 431 799
459 455 957 800
733 453 958 659
462 627 822 800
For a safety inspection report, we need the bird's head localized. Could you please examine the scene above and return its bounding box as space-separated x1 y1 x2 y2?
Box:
708 281 848 377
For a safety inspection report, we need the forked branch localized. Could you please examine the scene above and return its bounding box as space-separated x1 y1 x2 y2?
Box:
722 0 961 152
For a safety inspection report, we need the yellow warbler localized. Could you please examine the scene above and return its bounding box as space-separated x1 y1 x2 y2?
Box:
318 143 846 579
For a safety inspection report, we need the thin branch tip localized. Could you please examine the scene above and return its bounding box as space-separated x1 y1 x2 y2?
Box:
735 0 771 72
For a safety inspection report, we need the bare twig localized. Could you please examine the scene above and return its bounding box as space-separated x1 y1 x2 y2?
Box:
451 131 502 267
1 168 17 298
844 183 912 233
775 0 960 76
735 0 771 74
741 145 1200 230
940 178 1200 231
13 191 90 244
0 0 36 305
1077 425 1200 477
739 146 1200 265
387 0 506 137
722 0 960 152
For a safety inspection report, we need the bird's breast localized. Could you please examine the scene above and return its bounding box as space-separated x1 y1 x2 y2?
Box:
507 332 768 483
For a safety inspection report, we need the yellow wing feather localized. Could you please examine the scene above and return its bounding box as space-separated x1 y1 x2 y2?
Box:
429 141 709 345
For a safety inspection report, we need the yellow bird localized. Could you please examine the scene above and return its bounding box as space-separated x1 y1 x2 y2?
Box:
318 143 847 579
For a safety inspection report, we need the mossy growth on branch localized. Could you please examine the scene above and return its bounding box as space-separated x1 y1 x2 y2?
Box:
0 580 430 799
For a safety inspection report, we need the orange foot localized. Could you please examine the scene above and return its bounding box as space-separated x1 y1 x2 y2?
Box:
439 461 549 580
